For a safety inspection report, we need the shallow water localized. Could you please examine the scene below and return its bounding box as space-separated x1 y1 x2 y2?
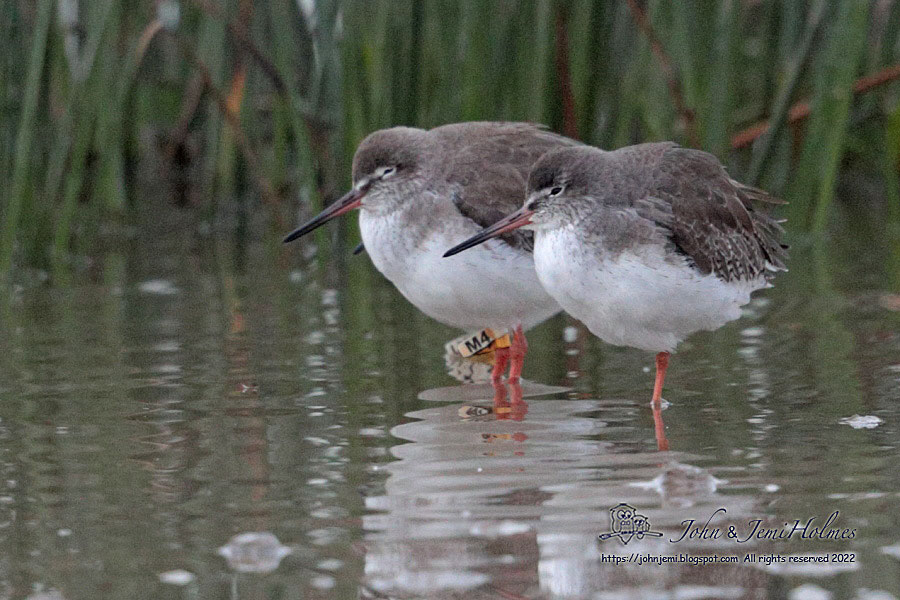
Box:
1 202 899 600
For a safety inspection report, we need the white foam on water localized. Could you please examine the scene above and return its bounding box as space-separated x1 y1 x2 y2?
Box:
158 570 195 586
839 415 883 429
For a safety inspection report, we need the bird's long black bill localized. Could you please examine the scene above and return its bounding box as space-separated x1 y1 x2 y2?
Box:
282 189 365 243
443 207 535 258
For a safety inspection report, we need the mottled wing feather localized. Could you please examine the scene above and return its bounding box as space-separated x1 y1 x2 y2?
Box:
635 146 788 282
439 123 580 252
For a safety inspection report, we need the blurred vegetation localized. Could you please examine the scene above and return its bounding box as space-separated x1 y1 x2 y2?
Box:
1 0 900 280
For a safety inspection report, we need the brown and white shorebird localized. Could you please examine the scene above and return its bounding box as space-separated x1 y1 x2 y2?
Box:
283 122 580 382
445 143 788 442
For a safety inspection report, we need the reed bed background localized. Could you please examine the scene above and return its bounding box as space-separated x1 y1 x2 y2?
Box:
1 0 900 280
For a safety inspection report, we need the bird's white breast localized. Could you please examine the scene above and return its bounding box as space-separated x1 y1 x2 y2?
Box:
533 225 766 353
359 203 559 332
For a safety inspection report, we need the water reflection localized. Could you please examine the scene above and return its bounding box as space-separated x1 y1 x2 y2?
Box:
362 383 774 598
1 204 899 599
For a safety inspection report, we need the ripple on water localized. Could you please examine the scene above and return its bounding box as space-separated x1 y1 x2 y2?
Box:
362 395 762 597
6 221 900 600
217 532 291 573
839 415 884 429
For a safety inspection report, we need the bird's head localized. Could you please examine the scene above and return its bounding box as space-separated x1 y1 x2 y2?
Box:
522 146 605 229
283 127 427 243
442 146 604 258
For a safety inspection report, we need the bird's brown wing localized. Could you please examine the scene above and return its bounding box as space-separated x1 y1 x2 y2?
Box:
634 146 788 282
437 123 580 252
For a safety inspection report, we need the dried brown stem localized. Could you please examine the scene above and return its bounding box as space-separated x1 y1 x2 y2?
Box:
189 0 335 214
554 4 579 140
166 71 206 164
625 0 700 147
169 32 283 222
731 63 900 149
189 0 288 96
135 19 163 64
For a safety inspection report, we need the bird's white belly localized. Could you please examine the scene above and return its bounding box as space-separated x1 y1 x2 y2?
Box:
534 227 766 353
359 210 560 332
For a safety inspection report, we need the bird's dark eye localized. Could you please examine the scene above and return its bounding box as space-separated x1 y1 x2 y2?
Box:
549 186 563 196
380 166 396 178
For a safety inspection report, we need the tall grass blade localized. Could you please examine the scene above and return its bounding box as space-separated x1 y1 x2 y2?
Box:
0 0 897 273
746 0 827 186
0 0 54 280
703 0 739 157
882 101 900 224
787 1 870 231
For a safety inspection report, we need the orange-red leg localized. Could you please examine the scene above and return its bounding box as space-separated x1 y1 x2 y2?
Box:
508 325 528 383
652 351 670 451
652 351 669 405
491 347 510 383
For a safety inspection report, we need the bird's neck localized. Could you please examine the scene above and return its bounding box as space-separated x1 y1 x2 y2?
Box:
359 189 445 248
360 178 436 218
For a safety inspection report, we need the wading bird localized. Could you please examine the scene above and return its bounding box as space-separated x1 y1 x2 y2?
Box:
445 143 787 447
283 122 580 382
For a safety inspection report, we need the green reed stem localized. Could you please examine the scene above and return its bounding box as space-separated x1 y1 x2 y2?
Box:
0 0 53 280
